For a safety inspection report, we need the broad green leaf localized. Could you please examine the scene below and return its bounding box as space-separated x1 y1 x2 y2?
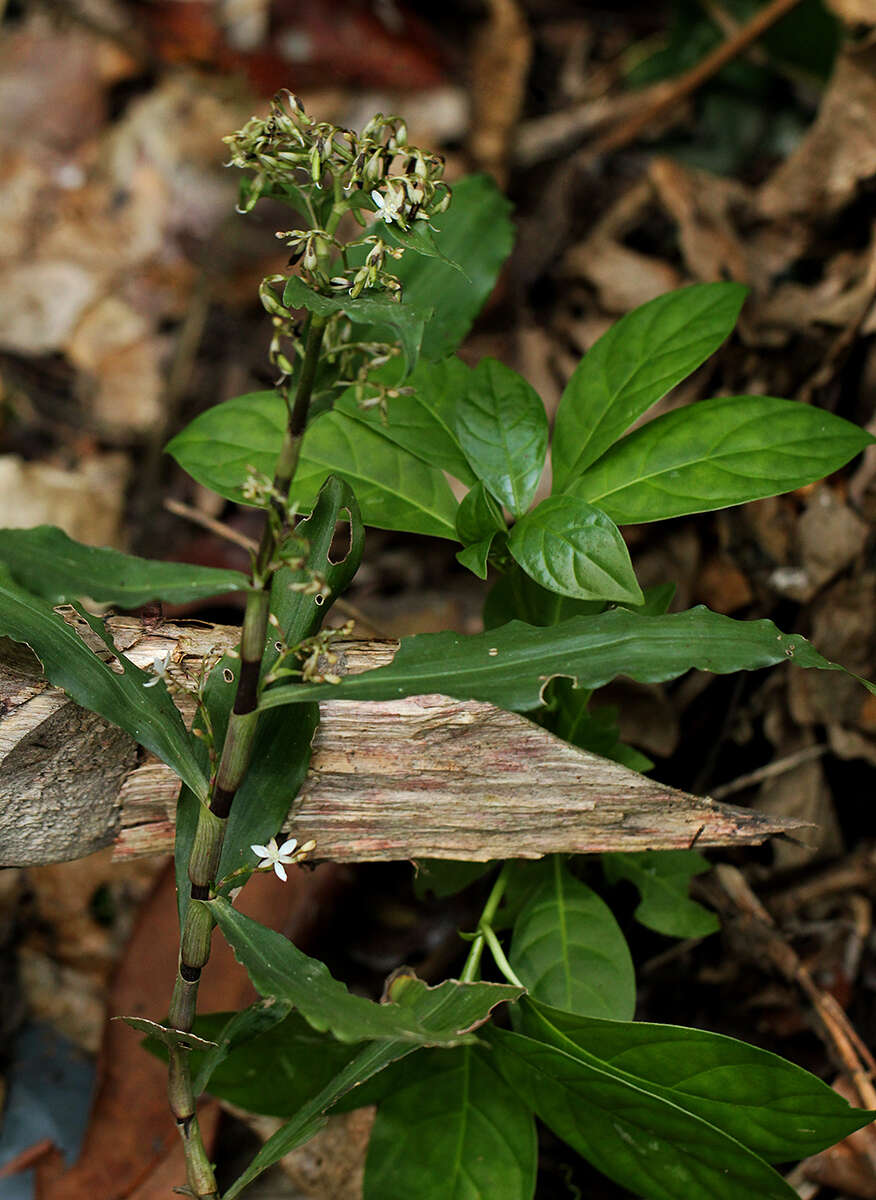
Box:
223 1039 416 1199
510 857 635 1019
269 475 365 652
167 392 458 537
259 606 874 715
382 218 467 274
508 496 643 604
363 1046 537 1200
211 896 521 1044
524 1000 875 1162
456 359 548 516
603 851 719 938
385 175 514 360
289 411 459 537
552 282 747 490
337 357 477 485
483 565 606 629
0 526 248 607
0 570 207 800
282 275 430 375
568 395 874 523
489 1026 798 1200
456 538 493 578
165 390 286 503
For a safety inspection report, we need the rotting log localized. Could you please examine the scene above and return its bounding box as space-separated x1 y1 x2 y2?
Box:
0 616 801 868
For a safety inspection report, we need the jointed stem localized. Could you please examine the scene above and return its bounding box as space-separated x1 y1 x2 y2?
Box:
166 315 327 1198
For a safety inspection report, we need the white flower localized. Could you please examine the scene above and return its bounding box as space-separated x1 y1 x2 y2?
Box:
371 182 405 225
250 836 299 882
143 648 172 688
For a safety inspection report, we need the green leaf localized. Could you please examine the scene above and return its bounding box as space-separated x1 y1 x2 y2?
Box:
541 681 653 773
567 395 875 523
456 359 548 516
190 1000 293 1098
0 526 249 607
289 411 459 537
167 391 458 537
382 219 468 275
413 860 496 900
510 857 635 1019
259 606 874 715
363 1046 537 1200
523 1000 875 1162
489 1026 799 1200
386 175 514 360
0 570 208 800
603 851 719 938
223 1039 417 1199
508 496 643 604
483 565 606 629
552 282 748 491
269 475 365 650
282 275 431 376
337 357 477 485
166 390 286 503
211 896 521 1044
455 480 505 579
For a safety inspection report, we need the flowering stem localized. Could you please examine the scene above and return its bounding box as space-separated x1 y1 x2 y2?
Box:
165 313 327 1199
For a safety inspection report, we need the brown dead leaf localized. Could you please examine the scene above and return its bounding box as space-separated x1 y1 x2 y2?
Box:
235 1107 374 1200
759 42 876 218
824 0 876 24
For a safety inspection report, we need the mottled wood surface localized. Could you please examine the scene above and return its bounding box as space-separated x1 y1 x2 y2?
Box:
0 617 798 867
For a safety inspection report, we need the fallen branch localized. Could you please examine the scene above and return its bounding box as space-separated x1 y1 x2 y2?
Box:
0 616 802 868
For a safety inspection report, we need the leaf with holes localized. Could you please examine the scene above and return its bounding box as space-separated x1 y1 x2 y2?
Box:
603 851 719 938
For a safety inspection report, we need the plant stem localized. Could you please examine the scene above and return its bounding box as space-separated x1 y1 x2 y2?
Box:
165 313 327 1198
460 863 512 983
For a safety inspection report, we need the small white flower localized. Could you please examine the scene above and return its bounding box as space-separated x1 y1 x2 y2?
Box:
250 836 299 882
371 183 405 225
143 648 172 688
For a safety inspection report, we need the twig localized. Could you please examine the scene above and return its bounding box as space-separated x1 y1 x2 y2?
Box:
768 846 876 919
578 0 805 168
714 865 876 1138
710 744 827 801
164 498 258 555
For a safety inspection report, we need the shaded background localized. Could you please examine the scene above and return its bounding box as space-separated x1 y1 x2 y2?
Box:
1 0 876 1196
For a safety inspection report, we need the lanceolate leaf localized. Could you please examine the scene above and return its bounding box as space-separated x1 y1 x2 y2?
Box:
603 851 719 938
489 1027 798 1200
510 857 635 1019
523 1000 875 1161
552 282 747 491
211 896 521 1044
0 569 208 800
363 1046 537 1200
259 606 874 715
456 359 548 516
337 357 477 485
0 526 249 607
508 496 643 604
166 392 457 537
282 275 431 376
568 395 875 523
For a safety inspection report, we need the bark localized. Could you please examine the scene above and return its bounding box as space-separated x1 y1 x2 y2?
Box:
0 616 799 868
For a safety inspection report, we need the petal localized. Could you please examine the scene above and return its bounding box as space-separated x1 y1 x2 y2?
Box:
274 861 288 882
256 858 272 871
250 844 271 858
277 838 298 857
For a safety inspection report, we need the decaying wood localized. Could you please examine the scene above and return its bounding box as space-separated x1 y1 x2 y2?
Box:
0 616 802 868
